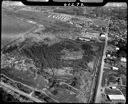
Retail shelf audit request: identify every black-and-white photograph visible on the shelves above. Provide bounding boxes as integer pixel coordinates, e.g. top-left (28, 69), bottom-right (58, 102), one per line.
top-left (1, 0), bottom-right (127, 103)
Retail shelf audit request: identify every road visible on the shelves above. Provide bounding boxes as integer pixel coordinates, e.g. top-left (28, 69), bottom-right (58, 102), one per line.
top-left (0, 81), bottom-right (43, 102)
top-left (88, 49), bottom-right (101, 103)
top-left (1, 74), bottom-right (59, 103)
top-left (94, 18), bottom-right (110, 103)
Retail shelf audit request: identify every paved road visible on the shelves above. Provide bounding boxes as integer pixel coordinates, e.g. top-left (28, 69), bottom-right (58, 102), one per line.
top-left (94, 18), bottom-right (110, 103)
top-left (0, 81), bottom-right (43, 102)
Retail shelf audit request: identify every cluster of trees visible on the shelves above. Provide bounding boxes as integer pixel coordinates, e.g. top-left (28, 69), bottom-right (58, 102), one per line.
top-left (18, 39), bottom-right (96, 76)
top-left (2, 44), bottom-right (18, 54)
top-left (0, 88), bottom-right (19, 102)
top-left (2, 37), bottom-right (97, 77)
top-left (20, 40), bottom-right (83, 69)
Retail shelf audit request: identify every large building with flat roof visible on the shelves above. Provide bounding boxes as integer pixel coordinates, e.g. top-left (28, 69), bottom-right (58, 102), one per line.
top-left (105, 88), bottom-right (126, 103)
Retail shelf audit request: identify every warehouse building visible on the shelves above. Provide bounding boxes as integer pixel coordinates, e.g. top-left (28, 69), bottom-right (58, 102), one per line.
top-left (105, 88), bottom-right (126, 103)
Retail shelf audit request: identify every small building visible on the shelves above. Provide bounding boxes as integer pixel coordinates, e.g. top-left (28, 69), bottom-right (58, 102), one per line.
top-left (106, 54), bottom-right (111, 58)
top-left (111, 66), bottom-right (119, 70)
top-left (115, 47), bottom-right (120, 51)
top-left (110, 86), bottom-right (116, 89)
top-left (99, 33), bottom-right (106, 41)
top-left (100, 33), bottom-right (106, 38)
top-left (120, 57), bottom-right (127, 63)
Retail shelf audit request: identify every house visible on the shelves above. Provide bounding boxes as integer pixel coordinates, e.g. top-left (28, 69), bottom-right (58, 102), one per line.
top-left (115, 47), bottom-right (120, 51)
top-left (107, 54), bottom-right (111, 57)
top-left (110, 86), bottom-right (116, 89)
top-left (111, 66), bottom-right (119, 70)
top-left (100, 33), bottom-right (106, 38)
top-left (120, 57), bottom-right (127, 63)
top-left (99, 33), bottom-right (106, 41)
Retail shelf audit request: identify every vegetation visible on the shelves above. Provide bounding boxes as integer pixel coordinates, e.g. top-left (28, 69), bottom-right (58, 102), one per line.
top-left (17, 39), bottom-right (95, 71)
top-left (2, 44), bottom-right (18, 54)
top-left (0, 88), bottom-right (19, 102)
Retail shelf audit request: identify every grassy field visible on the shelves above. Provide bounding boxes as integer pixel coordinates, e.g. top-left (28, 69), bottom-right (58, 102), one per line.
top-left (1, 68), bottom-right (48, 90)
top-left (5, 9), bottom-right (80, 34)
top-left (49, 87), bottom-right (79, 103)
top-left (2, 12), bottom-right (34, 47)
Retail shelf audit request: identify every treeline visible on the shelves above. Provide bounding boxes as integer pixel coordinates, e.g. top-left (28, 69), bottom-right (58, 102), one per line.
top-left (21, 44), bottom-right (62, 69)
top-left (0, 88), bottom-right (19, 102)
top-left (19, 39), bottom-right (96, 74)
top-left (20, 40), bottom-right (80, 69)
top-left (2, 44), bottom-right (18, 54)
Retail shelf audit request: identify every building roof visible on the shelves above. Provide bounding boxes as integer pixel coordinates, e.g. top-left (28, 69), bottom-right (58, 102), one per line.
top-left (112, 66), bottom-right (119, 70)
top-left (107, 95), bottom-right (126, 101)
top-left (110, 86), bottom-right (116, 89)
top-left (100, 33), bottom-right (106, 37)
top-left (120, 57), bottom-right (127, 62)
top-left (115, 47), bottom-right (120, 50)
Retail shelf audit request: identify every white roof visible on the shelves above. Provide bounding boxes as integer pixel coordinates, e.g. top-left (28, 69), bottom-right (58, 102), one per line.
top-left (121, 57), bottom-right (127, 62)
top-left (115, 47), bottom-right (120, 50)
top-left (108, 95), bottom-right (126, 101)
top-left (112, 66), bottom-right (119, 70)
top-left (111, 86), bottom-right (116, 89)
top-left (107, 54), bottom-right (111, 57)
top-left (101, 34), bottom-right (106, 37)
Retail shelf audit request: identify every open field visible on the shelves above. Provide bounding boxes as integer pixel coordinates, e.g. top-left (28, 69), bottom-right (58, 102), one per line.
top-left (2, 12), bottom-right (35, 47)
top-left (3, 9), bottom-right (81, 36)
top-left (1, 68), bottom-right (48, 90)
top-left (47, 87), bottom-right (79, 103)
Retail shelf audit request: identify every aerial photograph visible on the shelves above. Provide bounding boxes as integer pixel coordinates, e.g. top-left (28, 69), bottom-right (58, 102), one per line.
top-left (1, 0), bottom-right (127, 103)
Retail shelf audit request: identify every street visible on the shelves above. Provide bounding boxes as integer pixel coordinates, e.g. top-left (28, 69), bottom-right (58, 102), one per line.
top-left (94, 18), bottom-right (110, 103)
